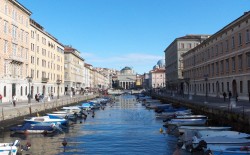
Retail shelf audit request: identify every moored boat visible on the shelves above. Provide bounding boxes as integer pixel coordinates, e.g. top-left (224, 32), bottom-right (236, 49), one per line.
top-left (24, 116), bottom-right (68, 126)
top-left (0, 140), bottom-right (20, 155)
top-left (10, 123), bottom-right (56, 134)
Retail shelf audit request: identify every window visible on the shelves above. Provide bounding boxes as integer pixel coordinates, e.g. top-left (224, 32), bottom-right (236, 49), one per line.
top-left (247, 53), bottom-right (250, 68)
top-left (226, 59), bottom-right (229, 72)
top-left (240, 81), bottom-right (243, 93)
top-left (4, 21), bottom-right (8, 34)
top-left (225, 40), bottom-right (229, 51)
top-left (4, 4), bottom-right (8, 15)
top-left (12, 43), bottom-right (17, 55)
top-left (37, 58), bottom-right (39, 65)
top-left (31, 30), bottom-right (34, 38)
top-left (181, 43), bottom-right (184, 49)
top-left (232, 57), bottom-right (235, 71)
top-left (212, 63), bottom-right (214, 76)
top-left (37, 46), bottom-right (39, 53)
top-left (246, 29), bottom-right (250, 43)
top-left (222, 82), bottom-right (224, 92)
top-left (239, 33), bottom-right (242, 45)
top-left (37, 70), bottom-right (39, 78)
top-left (21, 86), bottom-right (23, 96)
top-left (37, 34), bottom-right (39, 41)
top-left (12, 25), bottom-right (17, 39)
top-left (25, 86), bottom-right (27, 95)
top-left (4, 62), bottom-right (7, 75)
top-left (232, 36), bottom-right (235, 49)
top-left (31, 69), bottom-right (34, 78)
top-left (4, 40), bottom-right (8, 53)
top-left (220, 60), bottom-right (224, 73)
top-left (216, 62), bottom-right (219, 74)
top-left (238, 55), bottom-right (243, 70)
top-left (31, 43), bottom-right (34, 51)
top-left (220, 42), bottom-right (223, 54)
top-left (216, 45), bottom-right (218, 56)
top-left (4, 86), bottom-right (6, 97)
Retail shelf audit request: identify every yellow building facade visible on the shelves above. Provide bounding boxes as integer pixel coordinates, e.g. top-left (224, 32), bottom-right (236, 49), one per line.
top-left (0, 0), bottom-right (31, 102)
top-left (30, 19), bottom-right (64, 99)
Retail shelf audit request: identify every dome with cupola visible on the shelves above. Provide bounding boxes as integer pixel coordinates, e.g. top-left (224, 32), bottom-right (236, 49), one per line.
top-left (121, 66), bottom-right (133, 74)
top-left (157, 59), bottom-right (165, 68)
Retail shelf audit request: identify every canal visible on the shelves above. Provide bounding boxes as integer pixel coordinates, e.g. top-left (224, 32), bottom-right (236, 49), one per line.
top-left (0, 95), bottom-right (189, 155)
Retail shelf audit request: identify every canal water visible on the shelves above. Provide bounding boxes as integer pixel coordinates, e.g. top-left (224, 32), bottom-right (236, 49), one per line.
top-left (0, 95), bottom-right (190, 155)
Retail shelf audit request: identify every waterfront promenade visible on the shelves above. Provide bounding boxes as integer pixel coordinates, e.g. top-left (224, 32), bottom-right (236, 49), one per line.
top-left (153, 92), bottom-right (250, 116)
top-left (0, 94), bottom-right (97, 127)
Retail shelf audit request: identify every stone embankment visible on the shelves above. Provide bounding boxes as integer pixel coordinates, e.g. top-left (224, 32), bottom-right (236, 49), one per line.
top-left (152, 93), bottom-right (250, 133)
top-left (0, 95), bottom-right (97, 130)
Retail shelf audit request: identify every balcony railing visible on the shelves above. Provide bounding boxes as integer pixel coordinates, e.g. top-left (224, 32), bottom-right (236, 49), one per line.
top-left (8, 54), bottom-right (24, 64)
top-left (42, 77), bottom-right (49, 83)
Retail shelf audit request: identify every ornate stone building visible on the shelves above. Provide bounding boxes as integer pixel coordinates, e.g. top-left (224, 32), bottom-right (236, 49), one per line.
top-left (182, 11), bottom-right (250, 100)
top-left (64, 46), bottom-right (84, 95)
top-left (149, 59), bottom-right (166, 88)
top-left (0, 0), bottom-right (31, 102)
top-left (117, 67), bottom-right (136, 89)
top-left (164, 34), bottom-right (210, 94)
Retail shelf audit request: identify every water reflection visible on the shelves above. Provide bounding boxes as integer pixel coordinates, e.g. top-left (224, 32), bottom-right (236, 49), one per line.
top-left (0, 95), bottom-right (188, 155)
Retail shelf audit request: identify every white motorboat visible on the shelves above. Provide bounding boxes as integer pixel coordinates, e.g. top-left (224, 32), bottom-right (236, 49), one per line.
top-left (24, 116), bottom-right (68, 126)
top-left (166, 118), bottom-right (207, 126)
top-left (0, 140), bottom-right (20, 155)
top-left (207, 145), bottom-right (250, 155)
top-left (178, 126), bottom-right (231, 134)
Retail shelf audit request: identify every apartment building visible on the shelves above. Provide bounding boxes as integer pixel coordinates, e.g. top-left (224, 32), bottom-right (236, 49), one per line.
top-left (64, 46), bottom-right (84, 95)
top-left (0, 0), bottom-right (31, 102)
top-left (182, 11), bottom-right (250, 100)
top-left (164, 34), bottom-right (210, 94)
top-left (30, 19), bottom-right (64, 98)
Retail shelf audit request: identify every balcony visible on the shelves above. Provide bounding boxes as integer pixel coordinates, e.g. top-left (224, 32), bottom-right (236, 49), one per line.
top-left (42, 77), bottom-right (49, 83)
top-left (8, 54), bottom-right (24, 64)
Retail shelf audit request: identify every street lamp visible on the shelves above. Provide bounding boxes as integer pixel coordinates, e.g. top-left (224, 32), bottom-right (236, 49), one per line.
top-left (26, 76), bottom-right (33, 103)
top-left (56, 79), bottom-right (62, 99)
top-left (204, 74), bottom-right (209, 104)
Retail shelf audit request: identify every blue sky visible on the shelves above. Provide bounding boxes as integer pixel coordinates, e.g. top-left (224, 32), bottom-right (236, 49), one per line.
top-left (18, 0), bottom-right (250, 74)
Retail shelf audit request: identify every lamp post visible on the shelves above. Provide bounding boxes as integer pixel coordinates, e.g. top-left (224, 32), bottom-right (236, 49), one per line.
top-left (204, 74), bottom-right (208, 104)
top-left (26, 76), bottom-right (33, 103)
top-left (56, 79), bottom-right (62, 99)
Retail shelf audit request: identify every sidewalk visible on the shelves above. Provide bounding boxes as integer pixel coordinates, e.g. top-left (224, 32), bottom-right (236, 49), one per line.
top-left (0, 94), bottom-right (85, 110)
top-left (153, 92), bottom-right (250, 117)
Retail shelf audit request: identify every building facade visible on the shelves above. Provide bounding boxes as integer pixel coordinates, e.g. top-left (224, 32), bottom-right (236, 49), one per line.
top-left (164, 34), bottom-right (210, 94)
top-left (117, 67), bottom-right (136, 89)
top-left (64, 46), bottom-right (85, 95)
top-left (182, 11), bottom-right (250, 100)
top-left (149, 59), bottom-right (166, 89)
top-left (0, 0), bottom-right (31, 102)
top-left (30, 19), bottom-right (64, 99)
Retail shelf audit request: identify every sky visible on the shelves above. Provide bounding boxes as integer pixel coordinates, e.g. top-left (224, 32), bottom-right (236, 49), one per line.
top-left (18, 0), bottom-right (250, 74)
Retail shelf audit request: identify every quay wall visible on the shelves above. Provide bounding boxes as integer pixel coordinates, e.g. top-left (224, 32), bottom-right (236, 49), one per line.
top-left (0, 95), bottom-right (97, 130)
top-left (152, 94), bottom-right (250, 133)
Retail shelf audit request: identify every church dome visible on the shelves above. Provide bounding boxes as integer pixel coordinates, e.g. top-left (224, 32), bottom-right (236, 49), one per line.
top-left (121, 66), bottom-right (133, 74)
top-left (157, 59), bottom-right (165, 68)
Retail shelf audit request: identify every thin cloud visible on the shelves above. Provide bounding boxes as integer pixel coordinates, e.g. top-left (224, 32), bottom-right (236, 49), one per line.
top-left (81, 52), bottom-right (163, 73)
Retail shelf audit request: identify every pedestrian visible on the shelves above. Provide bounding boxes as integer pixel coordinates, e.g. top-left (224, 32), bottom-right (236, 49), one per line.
top-left (229, 91), bottom-right (232, 101)
top-left (223, 92), bottom-right (227, 102)
top-left (35, 94), bottom-right (39, 102)
top-left (12, 94), bottom-right (17, 107)
top-left (0, 94), bottom-right (2, 104)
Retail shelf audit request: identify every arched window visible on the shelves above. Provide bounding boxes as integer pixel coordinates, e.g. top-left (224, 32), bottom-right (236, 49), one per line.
top-left (21, 86), bottom-right (23, 96)
top-left (4, 86), bottom-right (6, 97)
top-left (25, 86), bottom-right (27, 95)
